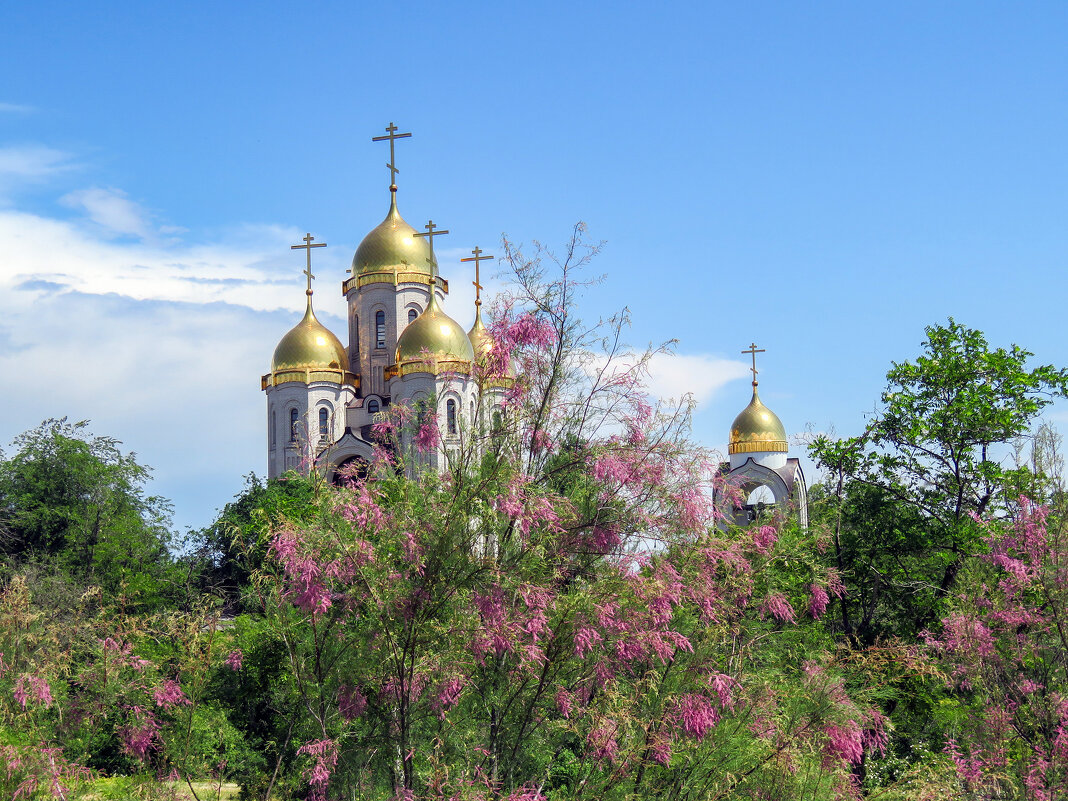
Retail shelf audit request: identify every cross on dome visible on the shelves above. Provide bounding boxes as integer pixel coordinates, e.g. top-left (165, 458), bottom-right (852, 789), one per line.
top-left (414, 220), bottom-right (449, 272)
top-left (291, 233), bottom-right (327, 295)
top-left (461, 246), bottom-right (495, 303)
top-left (742, 342), bottom-right (765, 387)
top-left (372, 121), bottom-right (412, 190)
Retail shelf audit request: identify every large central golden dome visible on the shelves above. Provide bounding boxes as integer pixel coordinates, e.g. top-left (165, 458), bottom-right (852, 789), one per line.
top-left (271, 295), bottom-right (348, 372)
top-left (728, 387), bottom-right (788, 455)
top-left (351, 192), bottom-right (434, 277)
top-left (396, 280), bottom-right (474, 364)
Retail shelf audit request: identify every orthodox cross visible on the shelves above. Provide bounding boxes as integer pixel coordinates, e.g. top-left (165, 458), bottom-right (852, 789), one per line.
top-left (460, 246), bottom-right (495, 303)
top-left (742, 342), bottom-right (765, 385)
top-left (291, 233), bottom-right (327, 293)
top-left (413, 220), bottom-right (449, 271)
top-left (372, 122), bottom-right (412, 188)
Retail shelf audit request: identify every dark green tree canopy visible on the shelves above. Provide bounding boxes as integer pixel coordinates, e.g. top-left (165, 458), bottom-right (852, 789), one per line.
top-left (0, 418), bottom-right (178, 606)
top-left (810, 320), bottom-right (1068, 637)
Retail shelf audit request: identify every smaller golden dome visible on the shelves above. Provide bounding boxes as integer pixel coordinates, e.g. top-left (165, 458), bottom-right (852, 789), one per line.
top-left (468, 303), bottom-right (494, 361)
top-left (729, 386), bottom-right (788, 455)
top-left (396, 280), bottom-right (474, 364)
top-left (352, 192), bottom-right (434, 277)
top-left (272, 295), bottom-right (348, 373)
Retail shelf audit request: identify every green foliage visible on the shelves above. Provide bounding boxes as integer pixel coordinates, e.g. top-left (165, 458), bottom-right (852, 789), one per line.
top-left (0, 418), bottom-right (182, 610)
top-left (811, 320), bottom-right (1068, 636)
top-left (194, 473), bottom-right (320, 612)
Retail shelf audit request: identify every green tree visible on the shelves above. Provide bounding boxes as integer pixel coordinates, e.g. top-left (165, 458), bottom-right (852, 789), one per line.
top-left (0, 418), bottom-right (180, 608)
top-left (811, 319), bottom-right (1068, 638)
top-left (194, 473), bottom-right (320, 613)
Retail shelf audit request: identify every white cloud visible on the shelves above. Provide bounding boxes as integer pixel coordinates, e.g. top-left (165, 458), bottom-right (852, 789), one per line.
top-left (645, 352), bottom-right (751, 405)
top-left (0, 145), bottom-right (76, 195)
top-left (0, 208), bottom-right (351, 317)
top-left (60, 186), bottom-right (153, 239)
top-left (0, 103), bottom-right (34, 114)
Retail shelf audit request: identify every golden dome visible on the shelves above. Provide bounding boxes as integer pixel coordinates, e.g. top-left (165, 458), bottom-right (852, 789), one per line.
top-left (271, 295), bottom-right (348, 373)
top-left (728, 386), bottom-right (788, 455)
top-left (396, 280), bottom-right (474, 364)
top-left (352, 192), bottom-right (434, 277)
top-left (468, 303), bottom-right (494, 361)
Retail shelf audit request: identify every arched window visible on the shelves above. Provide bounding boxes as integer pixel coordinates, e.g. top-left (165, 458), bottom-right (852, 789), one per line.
top-left (290, 408), bottom-right (299, 441)
top-left (447, 399), bottom-right (457, 435)
top-left (492, 409), bottom-right (503, 433)
top-left (271, 411), bottom-right (276, 448)
top-left (408, 308), bottom-right (418, 324)
top-left (367, 399), bottom-right (380, 414)
top-left (319, 407), bottom-right (329, 438)
top-left (375, 311), bottom-right (386, 348)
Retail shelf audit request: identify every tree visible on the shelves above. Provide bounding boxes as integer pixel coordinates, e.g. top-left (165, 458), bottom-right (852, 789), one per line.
top-left (194, 473), bottom-right (320, 613)
top-left (0, 418), bottom-right (180, 608)
top-left (811, 320), bottom-right (1068, 637)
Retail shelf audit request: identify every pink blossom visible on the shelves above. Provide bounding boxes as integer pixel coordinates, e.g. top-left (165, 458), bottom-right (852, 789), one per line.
top-left (297, 739), bottom-right (339, 801)
top-left (574, 625), bottom-right (603, 657)
top-left (587, 721), bottom-right (619, 762)
top-left (414, 415), bottom-right (441, 452)
top-left (708, 673), bottom-right (738, 711)
top-left (432, 678), bottom-right (464, 719)
top-left (762, 593), bottom-right (797, 624)
top-left (752, 525), bottom-right (778, 555)
top-left (152, 679), bottom-right (191, 709)
top-left (119, 706), bottom-right (161, 761)
top-left (12, 674), bottom-right (52, 709)
top-left (556, 687), bottom-right (574, 718)
top-left (338, 685), bottom-right (368, 721)
top-left (809, 584), bottom-right (830, 619)
top-left (673, 694), bottom-right (720, 740)
top-left (224, 650), bottom-right (244, 671)
top-left (824, 720), bottom-right (863, 766)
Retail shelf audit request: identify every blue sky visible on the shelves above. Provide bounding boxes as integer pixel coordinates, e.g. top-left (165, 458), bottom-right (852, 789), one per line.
top-left (3, 2), bottom-right (1068, 531)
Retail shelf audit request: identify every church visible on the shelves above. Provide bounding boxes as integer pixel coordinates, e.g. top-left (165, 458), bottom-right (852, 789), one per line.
top-left (261, 123), bottom-right (807, 525)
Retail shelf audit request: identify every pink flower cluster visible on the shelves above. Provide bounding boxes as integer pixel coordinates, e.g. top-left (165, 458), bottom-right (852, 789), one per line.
top-left (119, 705), bottom-right (161, 761)
top-left (224, 649), bottom-right (244, 671)
top-left (271, 529), bottom-right (333, 617)
top-left (338, 684), bottom-right (368, 721)
top-left (297, 739), bottom-right (339, 801)
top-left (12, 674), bottom-right (52, 709)
top-left (152, 679), bottom-right (190, 709)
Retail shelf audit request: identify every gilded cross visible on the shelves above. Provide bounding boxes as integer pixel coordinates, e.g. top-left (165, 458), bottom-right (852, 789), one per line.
top-left (742, 342), bottom-right (765, 385)
top-left (291, 233), bottom-right (327, 293)
top-left (460, 246), bottom-right (495, 302)
top-left (413, 220), bottom-right (449, 270)
top-left (372, 121), bottom-right (412, 188)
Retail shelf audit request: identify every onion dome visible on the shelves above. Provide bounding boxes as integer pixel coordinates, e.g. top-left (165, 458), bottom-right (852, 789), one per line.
top-left (271, 293), bottom-right (348, 373)
top-left (467, 302), bottom-right (494, 361)
top-left (351, 192), bottom-right (434, 277)
top-left (396, 277), bottom-right (474, 365)
top-left (728, 386), bottom-right (788, 455)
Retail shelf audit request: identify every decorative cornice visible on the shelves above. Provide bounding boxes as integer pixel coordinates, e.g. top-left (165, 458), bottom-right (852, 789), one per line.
top-left (262, 369), bottom-right (359, 390)
top-left (343, 271), bottom-right (450, 295)
top-left (728, 440), bottom-right (788, 455)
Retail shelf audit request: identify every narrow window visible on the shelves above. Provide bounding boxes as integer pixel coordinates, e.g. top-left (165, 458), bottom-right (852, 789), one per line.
top-left (408, 308), bottom-right (418, 324)
top-left (492, 409), bottom-right (503, 433)
top-left (376, 311), bottom-right (386, 348)
top-left (319, 408), bottom-right (329, 437)
top-left (368, 399), bottom-right (380, 414)
top-left (447, 399), bottom-right (458, 435)
top-left (271, 411), bottom-right (276, 448)
top-left (290, 408), bottom-right (299, 441)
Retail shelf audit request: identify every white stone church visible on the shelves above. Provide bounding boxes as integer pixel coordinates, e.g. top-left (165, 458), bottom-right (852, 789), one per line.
top-left (261, 124), bottom-right (807, 525)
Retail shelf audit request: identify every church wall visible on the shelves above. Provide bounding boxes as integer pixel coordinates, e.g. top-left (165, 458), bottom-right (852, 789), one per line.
top-left (265, 381), bottom-right (354, 479)
top-left (729, 450), bottom-right (788, 470)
